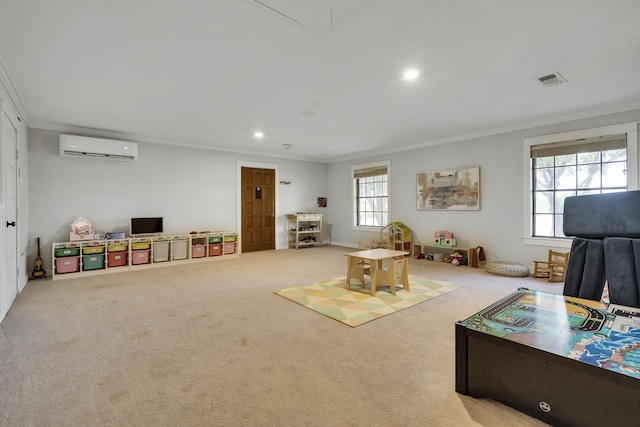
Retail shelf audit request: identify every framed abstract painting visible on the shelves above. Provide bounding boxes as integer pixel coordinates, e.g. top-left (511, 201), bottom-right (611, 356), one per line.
top-left (417, 166), bottom-right (480, 211)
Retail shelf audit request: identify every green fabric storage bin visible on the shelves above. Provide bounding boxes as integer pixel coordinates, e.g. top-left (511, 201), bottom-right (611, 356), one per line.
top-left (82, 254), bottom-right (105, 271)
top-left (208, 235), bottom-right (223, 244)
top-left (55, 247), bottom-right (80, 257)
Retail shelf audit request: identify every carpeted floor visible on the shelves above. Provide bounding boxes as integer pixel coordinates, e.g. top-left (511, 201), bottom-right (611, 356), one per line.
top-left (0, 245), bottom-right (557, 426)
top-left (275, 275), bottom-right (463, 327)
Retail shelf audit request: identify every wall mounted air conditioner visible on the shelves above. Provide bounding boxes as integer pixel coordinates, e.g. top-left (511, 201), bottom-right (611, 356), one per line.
top-left (59, 134), bottom-right (138, 161)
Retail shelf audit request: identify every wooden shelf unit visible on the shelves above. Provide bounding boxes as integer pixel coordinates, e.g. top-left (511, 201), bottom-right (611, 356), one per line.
top-left (412, 242), bottom-right (484, 268)
top-left (52, 231), bottom-right (238, 280)
top-left (287, 213), bottom-right (323, 249)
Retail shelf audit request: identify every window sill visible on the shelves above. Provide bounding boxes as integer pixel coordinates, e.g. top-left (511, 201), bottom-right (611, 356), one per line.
top-left (351, 226), bottom-right (382, 233)
top-left (524, 237), bottom-right (572, 249)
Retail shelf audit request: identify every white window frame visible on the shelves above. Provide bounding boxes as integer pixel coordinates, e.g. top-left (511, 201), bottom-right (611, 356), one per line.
top-left (351, 160), bottom-right (391, 231)
top-left (523, 122), bottom-right (639, 248)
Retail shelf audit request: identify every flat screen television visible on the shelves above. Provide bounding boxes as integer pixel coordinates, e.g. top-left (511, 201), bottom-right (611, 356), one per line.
top-left (130, 217), bottom-right (163, 236)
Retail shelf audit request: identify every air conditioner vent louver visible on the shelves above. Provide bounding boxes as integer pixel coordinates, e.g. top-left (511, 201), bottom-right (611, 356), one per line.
top-left (59, 135), bottom-right (138, 161)
top-left (62, 150), bottom-right (83, 156)
top-left (538, 72), bottom-right (567, 87)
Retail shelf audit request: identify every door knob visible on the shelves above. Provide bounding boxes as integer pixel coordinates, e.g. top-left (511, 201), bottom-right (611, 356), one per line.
top-left (6, 221), bottom-right (16, 227)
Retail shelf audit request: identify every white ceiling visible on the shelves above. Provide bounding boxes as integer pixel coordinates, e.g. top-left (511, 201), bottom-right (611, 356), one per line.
top-left (1, 0), bottom-right (640, 162)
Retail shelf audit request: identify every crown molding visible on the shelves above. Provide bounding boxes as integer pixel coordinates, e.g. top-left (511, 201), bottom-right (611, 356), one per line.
top-left (328, 101), bottom-right (640, 163)
top-left (0, 54), bottom-right (32, 125)
top-left (31, 99), bottom-right (640, 165)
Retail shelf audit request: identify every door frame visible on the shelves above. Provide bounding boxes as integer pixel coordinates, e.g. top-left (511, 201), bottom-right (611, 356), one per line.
top-left (237, 161), bottom-right (280, 252)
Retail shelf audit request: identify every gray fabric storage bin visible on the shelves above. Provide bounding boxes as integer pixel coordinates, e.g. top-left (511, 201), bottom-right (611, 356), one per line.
top-left (153, 241), bottom-right (170, 262)
top-left (172, 240), bottom-right (188, 260)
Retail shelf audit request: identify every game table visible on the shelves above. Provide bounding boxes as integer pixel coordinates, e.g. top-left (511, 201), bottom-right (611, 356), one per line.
top-left (456, 288), bottom-right (640, 427)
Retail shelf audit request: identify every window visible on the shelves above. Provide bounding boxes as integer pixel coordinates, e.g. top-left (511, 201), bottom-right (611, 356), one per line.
top-left (352, 161), bottom-right (390, 228)
top-left (532, 135), bottom-right (628, 237)
top-left (523, 122), bottom-right (638, 246)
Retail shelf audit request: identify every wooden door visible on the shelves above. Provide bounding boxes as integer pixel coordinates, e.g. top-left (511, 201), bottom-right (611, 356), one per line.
top-left (241, 167), bottom-right (275, 252)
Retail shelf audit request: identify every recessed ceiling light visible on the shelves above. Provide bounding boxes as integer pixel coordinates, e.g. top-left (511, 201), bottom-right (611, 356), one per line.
top-left (254, 131), bottom-right (264, 138)
top-left (403, 69), bottom-right (420, 80)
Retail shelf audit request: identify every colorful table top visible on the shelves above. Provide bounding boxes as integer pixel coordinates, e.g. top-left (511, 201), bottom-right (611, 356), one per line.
top-left (458, 288), bottom-right (640, 379)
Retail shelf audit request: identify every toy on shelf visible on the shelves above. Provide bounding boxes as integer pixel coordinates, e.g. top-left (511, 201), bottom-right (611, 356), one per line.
top-left (450, 251), bottom-right (463, 266)
top-left (70, 216), bottom-right (94, 241)
top-left (434, 230), bottom-right (456, 247)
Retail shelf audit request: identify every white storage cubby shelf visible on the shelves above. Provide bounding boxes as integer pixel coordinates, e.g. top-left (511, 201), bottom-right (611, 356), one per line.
top-left (52, 231), bottom-right (238, 280)
top-left (287, 213), bottom-right (323, 249)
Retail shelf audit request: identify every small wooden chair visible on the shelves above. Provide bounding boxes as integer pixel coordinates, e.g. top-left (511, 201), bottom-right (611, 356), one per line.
top-left (376, 257), bottom-right (410, 295)
top-left (358, 241), bottom-right (372, 250)
top-left (533, 250), bottom-right (569, 282)
top-left (349, 262), bottom-right (369, 290)
top-left (348, 241), bottom-right (372, 290)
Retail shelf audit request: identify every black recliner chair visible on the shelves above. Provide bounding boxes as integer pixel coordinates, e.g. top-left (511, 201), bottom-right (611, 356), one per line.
top-left (563, 191), bottom-right (640, 308)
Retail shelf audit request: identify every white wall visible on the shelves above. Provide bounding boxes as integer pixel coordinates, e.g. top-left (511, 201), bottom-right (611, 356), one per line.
top-left (25, 109), bottom-right (640, 273)
top-left (328, 109), bottom-right (640, 267)
top-left (28, 128), bottom-right (328, 271)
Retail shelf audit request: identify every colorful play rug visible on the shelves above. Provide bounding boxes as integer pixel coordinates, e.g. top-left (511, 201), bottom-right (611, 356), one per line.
top-left (274, 275), bottom-right (463, 327)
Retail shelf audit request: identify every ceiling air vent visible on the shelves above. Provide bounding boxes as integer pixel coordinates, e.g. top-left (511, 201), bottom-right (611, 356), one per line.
top-left (538, 72), bottom-right (567, 87)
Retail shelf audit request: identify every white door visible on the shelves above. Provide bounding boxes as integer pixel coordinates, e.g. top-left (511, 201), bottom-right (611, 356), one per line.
top-left (1, 108), bottom-right (18, 320)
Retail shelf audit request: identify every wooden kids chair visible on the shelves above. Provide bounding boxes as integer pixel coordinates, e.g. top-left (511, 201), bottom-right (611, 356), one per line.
top-left (533, 250), bottom-right (569, 282)
top-left (348, 241), bottom-right (373, 290)
top-left (376, 257), bottom-right (410, 295)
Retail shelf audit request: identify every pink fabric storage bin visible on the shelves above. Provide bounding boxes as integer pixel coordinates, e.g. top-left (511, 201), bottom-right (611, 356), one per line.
top-left (55, 257), bottom-right (79, 274)
top-left (131, 249), bottom-right (150, 265)
top-left (191, 245), bottom-right (206, 258)
top-left (223, 242), bottom-right (236, 255)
